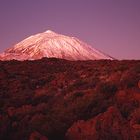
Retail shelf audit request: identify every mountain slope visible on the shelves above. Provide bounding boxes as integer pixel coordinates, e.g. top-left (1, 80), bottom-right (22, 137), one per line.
top-left (0, 30), bottom-right (113, 61)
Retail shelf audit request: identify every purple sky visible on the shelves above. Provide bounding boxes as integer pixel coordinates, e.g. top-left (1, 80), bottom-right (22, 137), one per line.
top-left (0, 0), bottom-right (140, 59)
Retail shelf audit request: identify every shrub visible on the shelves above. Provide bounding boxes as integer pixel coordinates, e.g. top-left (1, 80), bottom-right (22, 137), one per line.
top-left (97, 82), bottom-right (117, 98)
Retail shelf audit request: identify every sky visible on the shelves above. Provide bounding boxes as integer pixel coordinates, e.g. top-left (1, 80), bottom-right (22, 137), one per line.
top-left (0, 0), bottom-right (140, 59)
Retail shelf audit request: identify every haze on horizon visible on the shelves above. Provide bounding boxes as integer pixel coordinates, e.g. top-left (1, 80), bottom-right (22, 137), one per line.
top-left (0, 0), bottom-right (140, 60)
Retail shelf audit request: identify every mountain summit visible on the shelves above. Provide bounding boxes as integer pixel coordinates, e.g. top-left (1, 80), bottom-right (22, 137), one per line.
top-left (0, 30), bottom-right (113, 61)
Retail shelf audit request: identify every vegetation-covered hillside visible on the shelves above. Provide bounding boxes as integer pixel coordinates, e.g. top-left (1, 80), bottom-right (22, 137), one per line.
top-left (0, 58), bottom-right (140, 140)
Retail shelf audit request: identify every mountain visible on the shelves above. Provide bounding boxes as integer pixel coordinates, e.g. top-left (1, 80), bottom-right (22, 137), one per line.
top-left (0, 30), bottom-right (113, 61)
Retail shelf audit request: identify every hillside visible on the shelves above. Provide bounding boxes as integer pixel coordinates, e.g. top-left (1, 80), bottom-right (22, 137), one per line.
top-left (0, 58), bottom-right (140, 140)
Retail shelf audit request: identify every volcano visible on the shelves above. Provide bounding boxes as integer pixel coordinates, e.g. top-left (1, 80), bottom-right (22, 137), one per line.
top-left (0, 30), bottom-right (113, 61)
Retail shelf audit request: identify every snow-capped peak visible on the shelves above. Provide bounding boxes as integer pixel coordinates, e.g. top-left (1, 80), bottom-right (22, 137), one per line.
top-left (45, 30), bottom-right (57, 34)
top-left (0, 30), bottom-right (113, 61)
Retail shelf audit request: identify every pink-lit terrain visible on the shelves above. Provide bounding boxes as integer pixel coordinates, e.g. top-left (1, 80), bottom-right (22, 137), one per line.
top-left (1, 0), bottom-right (140, 139)
top-left (0, 30), bottom-right (140, 140)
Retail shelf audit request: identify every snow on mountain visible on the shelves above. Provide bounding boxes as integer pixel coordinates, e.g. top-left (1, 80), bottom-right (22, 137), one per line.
top-left (0, 30), bottom-right (113, 61)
